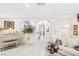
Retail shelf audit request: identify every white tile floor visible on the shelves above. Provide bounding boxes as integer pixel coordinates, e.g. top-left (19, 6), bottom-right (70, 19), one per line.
top-left (0, 41), bottom-right (63, 56)
top-left (0, 41), bottom-right (46, 56)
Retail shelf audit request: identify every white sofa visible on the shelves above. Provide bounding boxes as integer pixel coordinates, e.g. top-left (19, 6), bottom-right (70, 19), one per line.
top-left (58, 45), bottom-right (79, 56)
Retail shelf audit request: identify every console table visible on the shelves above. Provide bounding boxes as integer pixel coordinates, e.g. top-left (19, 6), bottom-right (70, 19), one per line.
top-left (0, 33), bottom-right (23, 51)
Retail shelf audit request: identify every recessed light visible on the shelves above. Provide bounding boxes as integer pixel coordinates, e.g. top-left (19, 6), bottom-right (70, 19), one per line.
top-left (25, 4), bottom-right (30, 7)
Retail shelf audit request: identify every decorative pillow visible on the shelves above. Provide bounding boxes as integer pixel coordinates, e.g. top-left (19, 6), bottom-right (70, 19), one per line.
top-left (74, 46), bottom-right (79, 51)
top-left (55, 39), bottom-right (62, 45)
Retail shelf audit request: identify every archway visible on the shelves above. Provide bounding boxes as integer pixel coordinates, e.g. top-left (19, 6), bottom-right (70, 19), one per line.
top-left (36, 20), bottom-right (51, 42)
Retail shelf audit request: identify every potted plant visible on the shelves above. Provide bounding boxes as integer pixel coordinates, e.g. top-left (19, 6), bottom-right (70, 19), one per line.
top-left (22, 25), bottom-right (34, 45)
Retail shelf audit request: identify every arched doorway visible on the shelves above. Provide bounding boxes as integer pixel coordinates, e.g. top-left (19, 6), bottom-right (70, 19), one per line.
top-left (36, 20), bottom-right (51, 42)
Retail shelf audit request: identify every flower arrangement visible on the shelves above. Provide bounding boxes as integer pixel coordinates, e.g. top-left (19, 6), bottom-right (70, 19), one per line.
top-left (47, 41), bottom-right (59, 54)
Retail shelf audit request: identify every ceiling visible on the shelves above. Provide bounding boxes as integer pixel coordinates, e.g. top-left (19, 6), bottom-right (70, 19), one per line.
top-left (0, 3), bottom-right (79, 19)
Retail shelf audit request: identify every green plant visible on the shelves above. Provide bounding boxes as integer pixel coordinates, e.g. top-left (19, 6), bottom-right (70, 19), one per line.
top-left (22, 26), bottom-right (34, 34)
top-left (0, 27), bottom-right (4, 32)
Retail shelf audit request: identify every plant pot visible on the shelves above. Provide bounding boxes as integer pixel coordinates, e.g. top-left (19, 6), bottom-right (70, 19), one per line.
top-left (24, 33), bottom-right (32, 45)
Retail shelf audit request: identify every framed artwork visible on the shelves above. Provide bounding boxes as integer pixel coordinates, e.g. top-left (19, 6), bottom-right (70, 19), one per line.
top-left (73, 31), bottom-right (78, 36)
top-left (4, 21), bottom-right (14, 29)
top-left (73, 25), bottom-right (78, 30)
